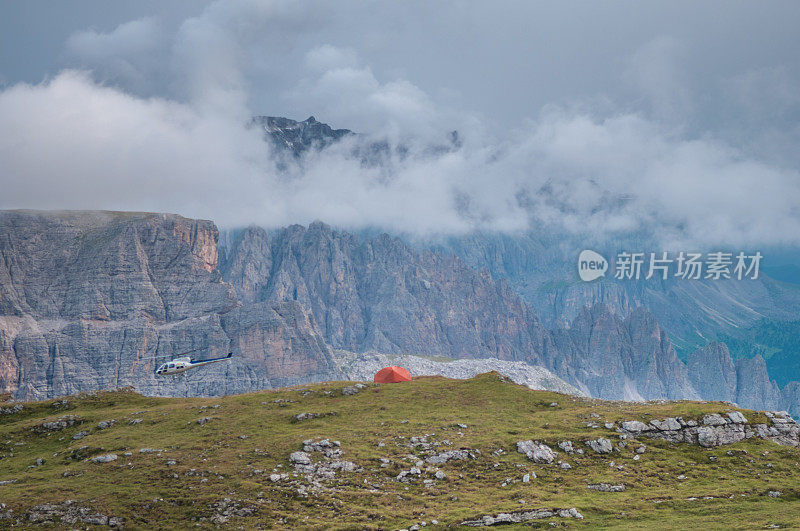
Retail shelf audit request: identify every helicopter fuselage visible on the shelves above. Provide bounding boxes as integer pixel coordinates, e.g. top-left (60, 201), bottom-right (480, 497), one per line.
top-left (156, 353), bottom-right (232, 376)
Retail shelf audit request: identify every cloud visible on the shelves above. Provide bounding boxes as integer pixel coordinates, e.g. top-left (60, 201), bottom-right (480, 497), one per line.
top-left (0, 71), bottom-right (272, 225)
top-left (624, 36), bottom-right (691, 123)
top-left (64, 18), bottom-right (166, 96)
top-left (1, 0), bottom-right (800, 249)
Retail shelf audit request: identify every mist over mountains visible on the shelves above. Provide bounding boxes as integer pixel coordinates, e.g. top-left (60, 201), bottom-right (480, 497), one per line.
top-left (4, 0), bottom-right (800, 246)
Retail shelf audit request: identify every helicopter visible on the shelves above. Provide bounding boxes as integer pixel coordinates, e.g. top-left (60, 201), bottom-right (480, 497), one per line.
top-left (155, 351), bottom-right (233, 376)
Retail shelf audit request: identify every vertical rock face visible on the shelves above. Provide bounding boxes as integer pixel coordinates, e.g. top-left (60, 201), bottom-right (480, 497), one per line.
top-left (548, 305), bottom-right (697, 401)
top-left (735, 355), bottom-right (783, 411)
top-left (0, 210), bottom-right (236, 322)
top-left (687, 343), bottom-right (738, 402)
top-left (221, 223), bottom-right (553, 364)
top-left (686, 342), bottom-right (787, 412)
top-left (0, 211), bottom-right (339, 400)
top-left (781, 382), bottom-right (800, 419)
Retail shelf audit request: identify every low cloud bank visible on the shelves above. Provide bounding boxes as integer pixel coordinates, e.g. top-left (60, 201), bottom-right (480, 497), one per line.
top-left (2, 0), bottom-right (800, 248)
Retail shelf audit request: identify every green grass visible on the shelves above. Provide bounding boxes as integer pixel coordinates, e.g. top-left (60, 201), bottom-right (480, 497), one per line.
top-left (0, 374), bottom-right (798, 529)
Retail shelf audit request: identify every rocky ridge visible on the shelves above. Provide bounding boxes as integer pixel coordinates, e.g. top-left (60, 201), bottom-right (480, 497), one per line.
top-left (333, 351), bottom-right (583, 396)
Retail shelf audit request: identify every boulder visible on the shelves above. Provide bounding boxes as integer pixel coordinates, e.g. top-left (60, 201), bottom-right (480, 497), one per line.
top-left (585, 438), bottom-right (613, 454)
top-left (516, 441), bottom-right (556, 464)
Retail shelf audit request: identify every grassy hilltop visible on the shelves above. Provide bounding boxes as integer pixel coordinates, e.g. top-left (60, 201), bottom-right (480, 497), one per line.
top-left (0, 373), bottom-right (798, 529)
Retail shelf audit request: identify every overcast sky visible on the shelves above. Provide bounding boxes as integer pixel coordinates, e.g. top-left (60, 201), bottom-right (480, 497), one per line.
top-left (1, 1), bottom-right (800, 246)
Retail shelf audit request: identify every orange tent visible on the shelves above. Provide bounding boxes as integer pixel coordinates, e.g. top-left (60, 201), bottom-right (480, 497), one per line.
top-left (374, 366), bottom-right (412, 383)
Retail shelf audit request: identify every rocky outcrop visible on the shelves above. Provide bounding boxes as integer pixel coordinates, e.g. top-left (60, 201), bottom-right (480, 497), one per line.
top-left (460, 508), bottom-right (583, 526)
top-left (0, 211), bottom-right (340, 400)
top-left (26, 501), bottom-right (124, 527)
top-left (618, 410), bottom-right (800, 447)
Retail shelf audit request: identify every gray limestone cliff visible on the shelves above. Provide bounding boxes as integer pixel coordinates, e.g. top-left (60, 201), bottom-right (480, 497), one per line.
top-left (220, 223), bottom-right (554, 364)
top-left (688, 342), bottom-right (795, 414)
top-left (548, 305), bottom-right (697, 401)
top-left (0, 211), bottom-right (339, 400)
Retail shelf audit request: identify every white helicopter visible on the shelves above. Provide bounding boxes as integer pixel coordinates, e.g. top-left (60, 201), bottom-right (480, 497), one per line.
top-left (155, 350), bottom-right (233, 376)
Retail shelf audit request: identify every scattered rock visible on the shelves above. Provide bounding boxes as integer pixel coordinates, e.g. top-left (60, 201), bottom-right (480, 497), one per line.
top-left (128, 418), bottom-right (142, 425)
top-left (96, 419), bottom-right (116, 430)
top-left (72, 431), bottom-right (89, 440)
top-left (558, 440), bottom-right (574, 454)
top-left (517, 441), bottom-right (556, 464)
top-left (26, 501), bottom-right (123, 527)
top-left (293, 412), bottom-right (320, 422)
top-left (207, 498), bottom-right (256, 524)
top-left (289, 439), bottom-right (360, 493)
top-left (0, 404), bottom-right (23, 416)
top-left (585, 438), bottom-right (613, 454)
top-left (621, 421), bottom-right (650, 433)
top-left (768, 491), bottom-right (782, 498)
top-left (290, 451), bottom-right (312, 466)
top-left (302, 439), bottom-right (342, 456)
top-left (196, 417), bottom-right (213, 425)
top-left (90, 454), bottom-right (118, 463)
top-left (32, 415), bottom-right (81, 434)
top-left (461, 507), bottom-right (583, 526)
top-left (587, 483), bottom-right (625, 492)
top-left (425, 449), bottom-right (476, 464)
top-left (397, 467), bottom-right (423, 483)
